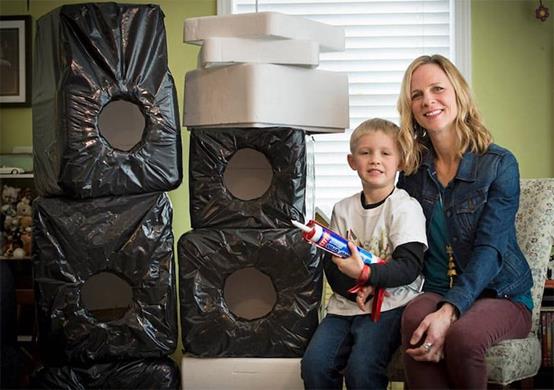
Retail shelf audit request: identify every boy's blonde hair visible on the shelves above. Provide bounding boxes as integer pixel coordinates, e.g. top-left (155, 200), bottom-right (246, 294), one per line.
top-left (350, 118), bottom-right (404, 167)
top-left (397, 54), bottom-right (493, 175)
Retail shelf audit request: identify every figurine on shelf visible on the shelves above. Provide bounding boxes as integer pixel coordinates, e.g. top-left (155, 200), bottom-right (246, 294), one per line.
top-left (2, 216), bottom-right (20, 257)
top-left (20, 227), bottom-right (32, 257)
top-left (1, 185), bottom-right (20, 215)
top-left (12, 247), bottom-right (26, 258)
top-left (16, 196), bottom-right (32, 220)
top-left (18, 200), bottom-right (32, 257)
top-left (1, 184), bottom-right (33, 258)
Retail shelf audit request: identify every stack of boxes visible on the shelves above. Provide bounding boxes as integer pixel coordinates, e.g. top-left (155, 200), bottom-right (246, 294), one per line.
top-left (31, 3), bottom-right (181, 388)
top-left (179, 12), bottom-right (349, 388)
top-left (183, 11), bottom-right (348, 133)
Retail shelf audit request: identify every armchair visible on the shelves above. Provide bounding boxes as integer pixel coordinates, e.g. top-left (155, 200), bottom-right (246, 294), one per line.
top-left (485, 178), bottom-right (554, 385)
top-left (388, 178), bottom-right (554, 385)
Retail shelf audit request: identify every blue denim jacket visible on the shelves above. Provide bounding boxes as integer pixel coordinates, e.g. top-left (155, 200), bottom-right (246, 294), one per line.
top-left (398, 144), bottom-right (533, 315)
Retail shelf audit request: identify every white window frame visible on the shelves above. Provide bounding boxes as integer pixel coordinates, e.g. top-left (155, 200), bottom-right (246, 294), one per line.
top-left (215, 0), bottom-right (471, 216)
top-left (217, 0), bottom-right (471, 81)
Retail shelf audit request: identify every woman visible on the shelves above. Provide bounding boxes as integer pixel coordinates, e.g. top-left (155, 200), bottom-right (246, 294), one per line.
top-left (391, 54), bottom-right (533, 389)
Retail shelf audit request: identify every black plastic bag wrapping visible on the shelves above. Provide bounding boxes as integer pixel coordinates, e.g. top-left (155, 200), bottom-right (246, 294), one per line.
top-left (189, 127), bottom-right (315, 229)
top-left (31, 357), bottom-right (180, 389)
top-left (178, 228), bottom-right (323, 357)
top-left (33, 193), bottom-right (177, 365)
top-left (33, 3), bottom-right (182, 198)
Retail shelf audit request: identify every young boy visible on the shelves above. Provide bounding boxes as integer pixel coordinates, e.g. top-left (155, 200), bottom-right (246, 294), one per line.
top-left (301, 118), bottom-right (427, 390)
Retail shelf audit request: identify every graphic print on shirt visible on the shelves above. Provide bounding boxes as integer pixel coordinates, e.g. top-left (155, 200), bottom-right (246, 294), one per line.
top-left (348, 227), bottom-right (391, 262)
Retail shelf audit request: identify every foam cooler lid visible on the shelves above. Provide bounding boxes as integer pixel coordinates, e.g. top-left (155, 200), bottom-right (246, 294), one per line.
top-left (184, 63), bottom-right (349, 133)
top-left (184, 11), bottom-right (345, 52)
top-left (198, 37), bottom-right (319, 68)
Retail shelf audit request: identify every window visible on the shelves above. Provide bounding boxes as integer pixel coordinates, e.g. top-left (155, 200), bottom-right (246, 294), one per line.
top-left (218, 0), bottom-right (470, 217)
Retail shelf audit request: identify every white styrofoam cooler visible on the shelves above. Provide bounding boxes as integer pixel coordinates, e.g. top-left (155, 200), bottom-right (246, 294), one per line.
top-left (184, 12), bottom-right (345, 53)
top-left (181, 357), bottom-right (303, 390)
top-left (184, 63), bottom-right (349, 133)
top-left (198, 37), bottom-right (319, 68)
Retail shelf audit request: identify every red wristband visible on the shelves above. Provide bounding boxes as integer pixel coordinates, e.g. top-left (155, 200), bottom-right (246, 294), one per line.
top-left (357, 264), bottom-right (370, 285)
top-left (347, 264), bottom-right (370, 294)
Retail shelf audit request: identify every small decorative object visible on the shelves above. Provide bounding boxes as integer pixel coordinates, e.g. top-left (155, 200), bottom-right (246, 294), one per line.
top-left (0, 166), bottom-right (25, 174)
top-left (446, 244), bottom-right (457, 288)
top-left (13, 247), bottom-right (26, 258)
top-left (1, 184), bottom-right (21, 207)
top-left (536, 0), bottom-right (550, 22)
top-left (1, 184), bottom-right (33, 257)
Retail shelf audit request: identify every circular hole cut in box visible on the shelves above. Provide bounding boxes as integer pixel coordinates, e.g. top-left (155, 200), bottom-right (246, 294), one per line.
top-left (33, 192), bottom-right (178, 364)
top-left (188, 127), bottom-right (313, 229)
top-left (81, 271), bottom-right (133, 322)
top-left (223, 148), bottom-right (273, 201)
top-left (98, 100), bottom-right (146, 152)
top-left (223, 267), bottom-right (277, 320)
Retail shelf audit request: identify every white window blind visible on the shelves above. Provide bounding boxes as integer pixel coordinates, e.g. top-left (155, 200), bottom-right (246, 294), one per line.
top-left (218, 0), bottom-right (470, 217)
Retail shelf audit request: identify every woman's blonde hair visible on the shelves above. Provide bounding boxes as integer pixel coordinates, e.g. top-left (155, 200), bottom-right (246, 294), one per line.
top-left (397, 54), bottom-right (492, 175)
top-left (350, 118), bottom-right (405, 168)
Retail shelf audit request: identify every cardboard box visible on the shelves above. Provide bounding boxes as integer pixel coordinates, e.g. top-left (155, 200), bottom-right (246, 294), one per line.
top-left (198, 37), bottom-right (319, 68)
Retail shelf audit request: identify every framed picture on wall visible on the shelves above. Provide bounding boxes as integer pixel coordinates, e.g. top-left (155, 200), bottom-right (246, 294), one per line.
top-left (0, 15), bottom-right (32, 107)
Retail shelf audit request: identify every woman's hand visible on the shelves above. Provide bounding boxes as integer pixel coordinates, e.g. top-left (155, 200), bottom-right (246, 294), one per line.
top-left (331, 241), bottom-right (365, 279)
top-left (405, 303), bottom-right (458, 362)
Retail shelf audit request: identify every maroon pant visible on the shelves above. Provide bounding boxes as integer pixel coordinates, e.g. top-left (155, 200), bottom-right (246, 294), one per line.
top-left (401, 293), bottom-right (532, 389)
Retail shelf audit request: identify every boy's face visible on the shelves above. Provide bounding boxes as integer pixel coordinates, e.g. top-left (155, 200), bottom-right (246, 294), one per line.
top-left (347, 130), bottom-right (400, 192)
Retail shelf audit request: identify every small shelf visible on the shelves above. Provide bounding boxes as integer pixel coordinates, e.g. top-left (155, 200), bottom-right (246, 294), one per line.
top-left (0, 173), bottom-right (33, 179)
top-left (0, 152), bottom-right (33, 173)
top-left (0, 256), bottom-right (32, 261)
top-left (17, 335), bottom-right (34, 343)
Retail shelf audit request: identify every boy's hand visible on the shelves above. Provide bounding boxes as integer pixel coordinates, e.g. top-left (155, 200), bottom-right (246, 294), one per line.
top-left (355, 286), bottom-right (391, 311)
top-left (331, 241), bottom-right (365, 279)
top-left (355, 285), bottom-right (374, 311)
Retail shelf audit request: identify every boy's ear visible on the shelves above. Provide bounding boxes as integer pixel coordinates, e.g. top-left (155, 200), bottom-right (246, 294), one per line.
top-left (347, 154), bottom-right (356, 170)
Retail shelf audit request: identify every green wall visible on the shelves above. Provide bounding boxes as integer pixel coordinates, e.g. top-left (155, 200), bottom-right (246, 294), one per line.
top-left (0, 0), bottom-right (552, 363)
top-left (472, 0), bottom-right (553, 178)
top-left (0, 0), bottom-right (216, 363)
top-left (2, 0), bottom-right (552, 176)
top-left (0, 0), bottom-right (216, 241)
